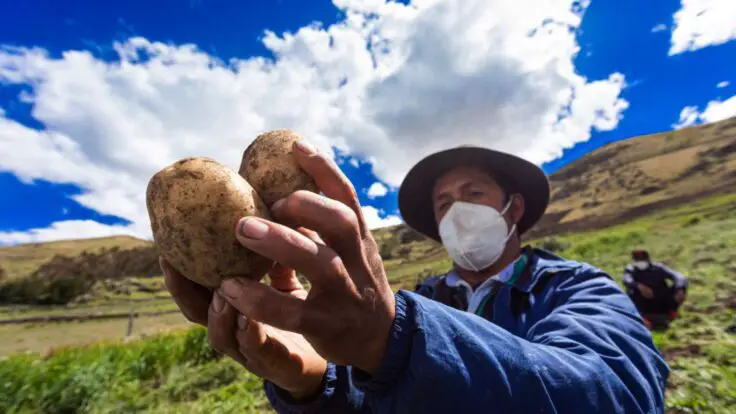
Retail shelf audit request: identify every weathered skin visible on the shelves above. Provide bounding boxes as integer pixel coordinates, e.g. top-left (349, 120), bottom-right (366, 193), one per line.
top-left (146, 157), bottom-right (274, 288)
top-left (239, 129), bottom-right (319, 206)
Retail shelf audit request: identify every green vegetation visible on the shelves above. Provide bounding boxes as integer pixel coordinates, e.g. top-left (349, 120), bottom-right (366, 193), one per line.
top-left (545, 193), bottom-right (736, 413)
top-left (1, 192), bottom-right (734, 413)
top-left (0, 241), bottom-right (161, 305)
top-left (0, 272), bottom-right (97, 305)
top-left (0, 327), bottom-right (272, 414)
top-left (0, 313), bottom-right (190, 357)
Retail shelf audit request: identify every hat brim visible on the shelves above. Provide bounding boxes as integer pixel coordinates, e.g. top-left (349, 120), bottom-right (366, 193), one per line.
top-left (398, 147), bottom-right (550, 242)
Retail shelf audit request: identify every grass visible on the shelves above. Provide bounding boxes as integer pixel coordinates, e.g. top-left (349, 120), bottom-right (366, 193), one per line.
top-left (0, 326), bottom-right (274, 414)
top-left (0, 312), bottom-right (190, 356)
top-left (0, 297), bottom-right (177, 321)
top-left (0, 192), bottom-right (734, 412)
top-left (545, 193), bottom-right (736, 413)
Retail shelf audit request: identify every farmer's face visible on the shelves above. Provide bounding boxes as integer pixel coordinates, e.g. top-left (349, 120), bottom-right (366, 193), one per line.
top-left (431, 165), bottom-right (509, 225)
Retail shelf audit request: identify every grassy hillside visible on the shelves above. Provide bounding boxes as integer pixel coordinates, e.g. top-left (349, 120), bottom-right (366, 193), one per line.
top-left (530, 115), bottom-right (736, 238)
top-left (2, 116), bottom-right (734, 283)
top-left (1, 192), bottom-right (734, 413)
top-left (0, 117), bottom-right (735, 412)
top-left (0, 236), bottom-right (150, 280)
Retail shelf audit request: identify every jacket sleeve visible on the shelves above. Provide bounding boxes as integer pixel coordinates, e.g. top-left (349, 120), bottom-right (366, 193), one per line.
top-left (262, 277), bottom-right (440, 414)
top-left (622, 265), bottom-right (636, 292)
top-left (349, 267), bottom-right (670, 413)
top-left (263, 363), bottom-right (370, 414)
top-left (657, 264), bottom-right (688, 291)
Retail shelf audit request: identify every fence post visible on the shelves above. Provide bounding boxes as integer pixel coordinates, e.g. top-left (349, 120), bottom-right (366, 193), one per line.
top-left (126, 309), bottom-right (134, 337)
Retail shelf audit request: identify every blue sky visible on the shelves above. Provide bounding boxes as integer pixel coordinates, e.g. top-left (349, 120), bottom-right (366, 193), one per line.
top-left (0, 0), bottom-right (735, 243)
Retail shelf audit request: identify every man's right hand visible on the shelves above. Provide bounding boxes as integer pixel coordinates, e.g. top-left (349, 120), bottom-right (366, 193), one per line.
top-left (161, 257), bottom-right (328, 400)
top-left (636, 283), bottom-right (654, 299)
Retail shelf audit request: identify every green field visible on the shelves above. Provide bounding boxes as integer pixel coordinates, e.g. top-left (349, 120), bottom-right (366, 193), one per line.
top-left (0, 192), bottom-right (735, 413)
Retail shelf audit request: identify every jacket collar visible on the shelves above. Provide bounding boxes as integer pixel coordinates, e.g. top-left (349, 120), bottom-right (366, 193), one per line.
top-left (505, 246), bottom-right (581, 293)
top-left (430, 246), bottom-right (582, 294)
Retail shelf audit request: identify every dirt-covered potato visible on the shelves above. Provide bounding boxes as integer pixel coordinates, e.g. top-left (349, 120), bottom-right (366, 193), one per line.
top-left (239, 129), bottom-right (319, 206)
top-left (146, 157), bottom-right (274, 288)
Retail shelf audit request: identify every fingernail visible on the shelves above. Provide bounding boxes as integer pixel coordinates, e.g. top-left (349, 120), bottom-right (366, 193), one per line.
top-left (238, 217), bottom-right (269, 239)
top-left (294, 139), bottom-right (317, 155)
top-left (220, 278), bottom-right (242, 299)
top-left (212, 292), bottom-right (225, 313)
top-left (238, 315), bottom-right (249, 330)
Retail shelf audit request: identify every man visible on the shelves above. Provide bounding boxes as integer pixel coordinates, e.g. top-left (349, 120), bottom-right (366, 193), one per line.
top-left (623, 249), bottom-right (688, 330)
top-left (161, 142), bottom-right (670, 413)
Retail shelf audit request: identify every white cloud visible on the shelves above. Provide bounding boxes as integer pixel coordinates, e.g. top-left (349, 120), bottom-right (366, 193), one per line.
top-left (717, 81), bottom-right (729, 88)
top-left (366, 181), bottom-right (389, 198)
top-left (669, 0), bottom-right (736, 55)
top-left (673, 106), bottom-right (700, 129)
top-left (0, 220), bottom-right (137, 245)
top-left (0, 0), bottom-right (629, 243)
top-left (361, 206), bottom-right (402, 230)
top-left (698, 95), bottom-right (736, 122)
top-left (651, 23), bottom-right (668, 33)
top-left (673, 94), bottom-right (736, 129)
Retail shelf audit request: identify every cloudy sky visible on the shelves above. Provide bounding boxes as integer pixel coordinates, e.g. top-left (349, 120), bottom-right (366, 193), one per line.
top-left (0, 0), bottom-right (735, 245)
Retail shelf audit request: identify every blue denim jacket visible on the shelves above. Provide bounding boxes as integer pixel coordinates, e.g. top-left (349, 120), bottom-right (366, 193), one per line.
top-left (264, 248), bottom-right (670, 413)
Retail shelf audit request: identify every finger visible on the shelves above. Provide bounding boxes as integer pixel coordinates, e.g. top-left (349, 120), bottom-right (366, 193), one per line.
top-left (235, 317), bottom-right (293, 379)
top-left (206, 291), bottom-right (248, 366)
top-left (268, 263), bottom-right (304, 293)
top-left (235, 315), bottom-right (267, 360)
top-left (234, 216), bottom-right (355, 290)
top-left (296, 226), bottom-right (326, 246)
top-left (271, 191), bottom-right (363, 262)
top-left (219, 276), bottom-right (326, 336)
top-left (161, 257), bottom-right (211, 326)
top-left (291, 140), bottom-right (369, 239)
top-left (272, 193), bottom-right (381, 289)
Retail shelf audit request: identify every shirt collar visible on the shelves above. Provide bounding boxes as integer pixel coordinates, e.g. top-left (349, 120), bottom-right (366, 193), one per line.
top-left (445, 252), bottom-right (526, 291)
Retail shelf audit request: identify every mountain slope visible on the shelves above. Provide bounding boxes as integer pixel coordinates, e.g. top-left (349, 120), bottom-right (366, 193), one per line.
top-left (529, 115), bottom-right (736, 238)
top-left (1, 116), bottom-right (735, 280)
top-left (0, 236), bottom-right (150, 280)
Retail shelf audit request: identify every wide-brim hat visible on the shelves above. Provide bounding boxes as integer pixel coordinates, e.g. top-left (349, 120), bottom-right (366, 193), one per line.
top-left (398, 146), bottom-right (550, 242)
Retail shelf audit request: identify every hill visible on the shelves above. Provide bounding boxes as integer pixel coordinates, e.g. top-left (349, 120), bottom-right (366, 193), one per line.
top-left (1, 191), bottom-right (734, 413)
top-left (0, 236), bottom-right (150, 281)
top-left (530, 115), bottom-right (736, 238)
top-left (0, 115), bottom-right (735, 412)
top-left (2, 116), bottom-right (734, 283)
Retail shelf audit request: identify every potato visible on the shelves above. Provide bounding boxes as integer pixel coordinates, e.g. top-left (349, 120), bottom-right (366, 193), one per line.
top-left (146, 157), bottom-right (274, 288)
top-left (239, 129), bottom-right (319, 206)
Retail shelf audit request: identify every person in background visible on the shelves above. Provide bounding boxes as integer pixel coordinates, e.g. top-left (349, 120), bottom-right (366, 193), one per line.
top-left (623, 249), bottom-right (688, 330)
top-left (162, 143), bottom-right (670, 413)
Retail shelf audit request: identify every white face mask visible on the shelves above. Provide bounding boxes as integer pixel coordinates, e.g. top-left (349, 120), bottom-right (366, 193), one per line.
top-left (633, 261), bottom-right (650, 270)
top-left (438, 199), bottom-right (517, 272)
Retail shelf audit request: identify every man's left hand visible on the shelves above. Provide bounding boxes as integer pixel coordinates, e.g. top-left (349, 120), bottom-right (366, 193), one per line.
top-left (636, 283), bottom-right (654, 299)
top-left (218, 140), bottom-right (396, 376)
